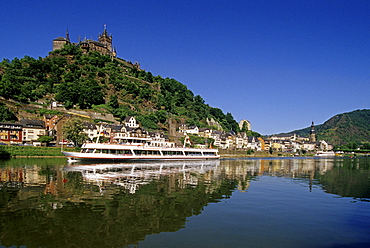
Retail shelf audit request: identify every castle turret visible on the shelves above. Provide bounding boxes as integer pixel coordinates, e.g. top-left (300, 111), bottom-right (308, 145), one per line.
top-left (66, 29), bottom-right (70, 43)
top-left (98, 25), bottom-right (113, 52)
top-left (52, 29), bottom-right (70, 51)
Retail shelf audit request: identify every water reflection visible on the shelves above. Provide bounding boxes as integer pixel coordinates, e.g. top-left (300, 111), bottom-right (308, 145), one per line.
top-left (65, 161), bottom-right (221, 194)
top-left (0, 157), bottom-right (369, 247)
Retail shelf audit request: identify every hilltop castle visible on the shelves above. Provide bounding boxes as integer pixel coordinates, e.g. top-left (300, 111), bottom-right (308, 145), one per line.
top-left (52, 26), bottom-right (116, 57)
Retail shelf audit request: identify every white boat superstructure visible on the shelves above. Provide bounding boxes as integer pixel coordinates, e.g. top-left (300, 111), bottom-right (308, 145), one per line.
top-left (314, 151), bottom-right (336, 157)
top-left (62, 136), bottom-right (220, 162)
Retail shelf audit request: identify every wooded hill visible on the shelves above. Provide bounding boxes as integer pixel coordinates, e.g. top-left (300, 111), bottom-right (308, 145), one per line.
top-left (284, 109), bottom-right (370, 146)
top-left (0, 44), bottom-right (251, 133)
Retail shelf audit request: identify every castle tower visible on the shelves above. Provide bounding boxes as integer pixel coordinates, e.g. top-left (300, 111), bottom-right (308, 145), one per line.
top-left (239, 119), bottom-right (251, 131)
top-left (309, 121), bottom-right (316, 143)
top-left (98, 25), bottom-right (113, 52)
top-left (52, 29), bottom-right (70, 51)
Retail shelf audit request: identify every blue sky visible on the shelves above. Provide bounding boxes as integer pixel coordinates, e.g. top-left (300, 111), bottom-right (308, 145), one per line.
top-left (1, 0), bottom-right (369, 134)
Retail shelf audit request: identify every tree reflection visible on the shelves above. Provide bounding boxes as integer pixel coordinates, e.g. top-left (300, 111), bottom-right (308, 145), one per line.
top-left (316, 158), bottom-right (370, 199)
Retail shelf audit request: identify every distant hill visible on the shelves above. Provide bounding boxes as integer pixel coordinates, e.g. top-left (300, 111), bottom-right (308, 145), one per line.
top-left (284, 109), bottom-right (370, 145)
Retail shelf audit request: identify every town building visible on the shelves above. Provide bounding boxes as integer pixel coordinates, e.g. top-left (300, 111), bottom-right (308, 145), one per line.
top-left (20, 119), bottom-right (46, 145)
top-left (123, 116), bottom-right (140, 128)
top-left (0, 122), bottom-right (23, 144)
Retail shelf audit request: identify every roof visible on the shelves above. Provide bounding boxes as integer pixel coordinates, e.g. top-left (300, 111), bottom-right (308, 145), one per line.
top-left (0, 122), bottom-right (23, 130)
top-left (53, 37), bottom-right (67, 41)
top-left (124, 116), bottom-right (135, 122)
top-left (83, 122), bottom-right (97, 129)
top-left (20, 119), bottom-right (45, 128)
top-left (88, 40), bottom-right (107, 48)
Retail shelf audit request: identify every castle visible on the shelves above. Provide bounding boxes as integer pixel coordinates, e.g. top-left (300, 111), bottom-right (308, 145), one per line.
top-left (52, 25), bottom-right (116, 57)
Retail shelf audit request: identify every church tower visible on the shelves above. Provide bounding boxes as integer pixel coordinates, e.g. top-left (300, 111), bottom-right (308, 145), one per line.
top-left (309, 121), bottom-right (316, 143)
top-left (98, 25), bottom-right (113, 52)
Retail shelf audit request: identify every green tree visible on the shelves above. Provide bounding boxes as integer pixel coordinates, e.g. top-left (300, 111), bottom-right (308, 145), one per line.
top-left (108, 94), bottom-right (119, 109)
top-left (0, 103), bottom-right (17, 122)
top-left (37, 135), bottom-right (54, 146)
top-left (361, 143), bottom-right (370, 150)
top-left (78, 78), bottom-right (104, 109)
top-left (62, 118), bottom-right (88, 147)
top-left (0, 146), bottom-right (10, 159)
top-left (225, 112), bottom-right (239, 132)
top-left (269, 146), bottom-right (273, 155)
top-left (345, 142), bottom-right (359, 150)
top-left (136, 114), bottom-right (158, 130)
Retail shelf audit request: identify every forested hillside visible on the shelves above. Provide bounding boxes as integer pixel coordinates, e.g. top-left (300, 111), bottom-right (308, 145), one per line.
top-left (286, 109), bottom-right (370, 146)
top-left (0, 44), bottom-right (243, 132)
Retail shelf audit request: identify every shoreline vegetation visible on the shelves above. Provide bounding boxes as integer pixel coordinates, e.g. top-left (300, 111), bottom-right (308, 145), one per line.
top-left (0, 146), bottom-right (366, 159)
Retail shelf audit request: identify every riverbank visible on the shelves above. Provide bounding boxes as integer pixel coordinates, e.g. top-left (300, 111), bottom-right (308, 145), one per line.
top-left (2, 146), bottom-right (74, 157)
top-left (218, 149), bottom-right (312, 158)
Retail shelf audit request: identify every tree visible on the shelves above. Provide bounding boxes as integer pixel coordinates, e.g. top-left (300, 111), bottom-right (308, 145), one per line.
top-left (78, 78), bottom-right (104, 108)
top-left (108, 94), bottom-right (119, 109)
top-left (136, 114), bottom-right (158, 130)
top-left (269, 147), bottom-right (273, 155)
top-left (361, 143), bottom-right (370, 150)
top-left (0, 146), bottom-right (10, 159)
top-left (0, 103), bottom-right (17, 122)
top-left (37, 135), bottom-right (54, 146)
top-left (225, 112), bottom-right (239, 132)
top-left (62, 118), bottom-right (88, 147)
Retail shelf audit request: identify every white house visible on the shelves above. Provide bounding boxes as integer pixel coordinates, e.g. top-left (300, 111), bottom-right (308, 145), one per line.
top-left (20, 119), bottom-right (46, 145)
top-left (185, 126), bottom-right (199, 135)
top-left (302, 142), bottom-right (316, 151)
top-left (124, 116), bottom-right (139, 128)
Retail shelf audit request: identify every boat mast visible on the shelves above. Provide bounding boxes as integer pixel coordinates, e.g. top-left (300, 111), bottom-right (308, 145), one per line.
top-left (96, 124), bottom-right (103, 144)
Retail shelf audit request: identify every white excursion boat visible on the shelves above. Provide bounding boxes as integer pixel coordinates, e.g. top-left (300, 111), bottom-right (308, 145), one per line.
top-left (62, 136), bottom-right (220, 162)
top-left (314, 151), bottom-right (336, 157)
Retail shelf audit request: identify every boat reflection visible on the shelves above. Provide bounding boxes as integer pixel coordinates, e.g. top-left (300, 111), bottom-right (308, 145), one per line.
top-left (65, 160), bottom-right (220, 194)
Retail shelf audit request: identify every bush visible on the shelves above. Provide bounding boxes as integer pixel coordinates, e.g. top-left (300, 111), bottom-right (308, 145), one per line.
top-left (0, 146), bottom-right (10, 159)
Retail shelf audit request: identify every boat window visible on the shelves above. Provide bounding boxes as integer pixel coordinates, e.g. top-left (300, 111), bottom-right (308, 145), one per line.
top-left (123, 150), bottom-right (132, 155)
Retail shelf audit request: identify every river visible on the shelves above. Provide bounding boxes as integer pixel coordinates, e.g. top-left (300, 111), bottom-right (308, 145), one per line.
top-left (0, 157), bottom-right (369, 248)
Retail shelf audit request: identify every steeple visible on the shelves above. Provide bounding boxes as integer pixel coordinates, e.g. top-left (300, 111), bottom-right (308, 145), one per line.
top-left (102, 24), bottom-right (108, 37)
top-left (309, 121), bottom-right (316, 143)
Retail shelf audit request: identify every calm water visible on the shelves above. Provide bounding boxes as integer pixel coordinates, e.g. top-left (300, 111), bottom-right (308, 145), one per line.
top-left (0, 157), bottom-right (369, 248)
